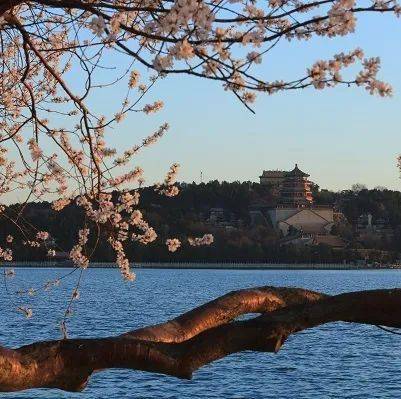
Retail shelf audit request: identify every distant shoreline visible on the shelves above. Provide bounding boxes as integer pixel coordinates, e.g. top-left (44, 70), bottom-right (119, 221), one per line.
top-left (1, 261), bottom-right (400, 270)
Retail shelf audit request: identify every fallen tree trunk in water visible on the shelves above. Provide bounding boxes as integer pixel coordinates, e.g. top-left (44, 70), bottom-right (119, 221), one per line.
top-left (0, 286), bottom-right (400, 392)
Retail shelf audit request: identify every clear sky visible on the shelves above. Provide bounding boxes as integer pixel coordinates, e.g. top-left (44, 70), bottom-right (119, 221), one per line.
top-left (89, 13), bottom-right (401, 192)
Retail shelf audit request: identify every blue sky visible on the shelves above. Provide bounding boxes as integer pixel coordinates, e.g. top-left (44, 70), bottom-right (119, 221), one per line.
top-left (90, 13), bottom-right (401, 192)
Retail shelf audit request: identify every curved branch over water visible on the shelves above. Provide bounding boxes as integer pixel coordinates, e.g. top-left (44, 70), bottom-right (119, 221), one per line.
top-left (0, 287), bottom-right (401, 392)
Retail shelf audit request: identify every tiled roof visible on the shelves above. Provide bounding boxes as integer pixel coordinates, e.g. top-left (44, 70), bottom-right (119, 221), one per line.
top-left (260, 170), bottom-right (286, 177)
top-left (286, 164), bottom-right (309, 177)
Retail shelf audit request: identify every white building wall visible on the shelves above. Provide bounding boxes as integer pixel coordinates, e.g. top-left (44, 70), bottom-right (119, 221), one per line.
top-left (268, 207), bottom-right (334, 236)
top-left (268, 208), bottom-right (299, 228)
top-left (312, 209), bottom-right (334, 222)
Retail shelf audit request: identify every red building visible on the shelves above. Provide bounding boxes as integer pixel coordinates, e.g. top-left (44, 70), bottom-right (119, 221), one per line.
top-left (279, 164), bottom-right (313, 206)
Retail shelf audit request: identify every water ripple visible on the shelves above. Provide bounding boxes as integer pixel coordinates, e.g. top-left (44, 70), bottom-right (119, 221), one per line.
top-left (1, 268), bottom-right (401, 398)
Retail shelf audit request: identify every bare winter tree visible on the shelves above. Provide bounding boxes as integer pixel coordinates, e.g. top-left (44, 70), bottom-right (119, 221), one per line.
top-left (0, 0), bottom-right (401, 392)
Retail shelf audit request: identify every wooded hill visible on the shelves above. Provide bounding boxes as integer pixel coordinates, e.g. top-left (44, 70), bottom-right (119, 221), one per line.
top-left (1, 181), bottom-right (401, 263)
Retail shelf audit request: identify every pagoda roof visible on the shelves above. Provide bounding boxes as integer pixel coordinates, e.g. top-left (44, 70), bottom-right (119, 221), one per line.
top-left (260, 170), bottom-right (286, 177)
top-left (286, 164), bottom-right (309, 178)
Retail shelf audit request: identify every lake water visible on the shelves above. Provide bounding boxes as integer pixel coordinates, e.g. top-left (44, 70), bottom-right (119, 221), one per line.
top-left (1, 268), bottom-right (401, 398)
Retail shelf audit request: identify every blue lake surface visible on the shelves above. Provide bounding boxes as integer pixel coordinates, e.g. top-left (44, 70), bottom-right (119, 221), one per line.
top-left (1, 268), bottom-right (401, 398)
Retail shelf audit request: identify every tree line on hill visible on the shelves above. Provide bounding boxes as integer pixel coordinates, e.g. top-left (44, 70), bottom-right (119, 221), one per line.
top-left (1, 181), bottom-right (401, 264)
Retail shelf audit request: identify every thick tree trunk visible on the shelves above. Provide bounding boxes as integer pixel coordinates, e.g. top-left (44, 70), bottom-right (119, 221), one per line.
top-left (0, 286), bottom-right (400, 392)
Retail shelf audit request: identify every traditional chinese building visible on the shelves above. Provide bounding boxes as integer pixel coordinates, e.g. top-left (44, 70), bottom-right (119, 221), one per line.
top-left (259, 170), bottom-right (287, 187)
top-left (279, 164), bottom-right (313, 206)
top-left (260, 164), bottom-right (313, 205)
top-left (268, 205), bottom-right (335, 237)
top-left (258, 164), bottom-right (343, 246)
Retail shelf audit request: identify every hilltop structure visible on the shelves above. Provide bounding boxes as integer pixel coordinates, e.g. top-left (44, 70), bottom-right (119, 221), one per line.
top-left (259, 164), bottom-right (344, 247)
top-left (260, 164), bottom-right (313, 206)
top-left (259, 170), bottom-right (286, 196)
top-left (279, 164), bottom-right (313, 206)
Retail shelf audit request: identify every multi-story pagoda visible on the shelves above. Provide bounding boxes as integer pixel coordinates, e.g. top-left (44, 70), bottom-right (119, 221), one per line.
top-left (258, 164), bottom-right (340, 243)
top-left (279, 164), bottom-right (313, 206)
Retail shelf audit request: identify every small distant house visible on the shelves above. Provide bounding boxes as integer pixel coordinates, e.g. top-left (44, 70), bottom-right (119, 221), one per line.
top-left (208, 208), bottom-right (225, 224)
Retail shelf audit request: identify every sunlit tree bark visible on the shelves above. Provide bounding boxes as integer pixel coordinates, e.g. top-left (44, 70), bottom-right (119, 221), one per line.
top-left (1, 286), bottom-right (400, 392)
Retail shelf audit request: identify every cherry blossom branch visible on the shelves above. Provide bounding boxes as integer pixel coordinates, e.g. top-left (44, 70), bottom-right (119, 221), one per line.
top-left (0, 0), bottom-right (400, 329)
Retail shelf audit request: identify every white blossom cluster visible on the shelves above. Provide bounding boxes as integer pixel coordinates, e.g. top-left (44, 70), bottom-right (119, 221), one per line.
top-left (155, 163), bottom-right (181, 197)
top-left (166, 238), bottom-right (181, 252)
top-left (0, 0), bottom-right (399, 322)
top-left (188, 234), bottom-right (215, 246)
